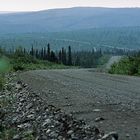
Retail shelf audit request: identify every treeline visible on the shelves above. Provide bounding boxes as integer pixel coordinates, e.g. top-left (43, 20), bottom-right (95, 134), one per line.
top-left (73, 49), bottom-right (102, 68)
top-left (28, 44), bottom-right (73, 66)
top-left (3, 44), bottom-right (73, 66)
top-left (1, 44), bottom-right (104, 68)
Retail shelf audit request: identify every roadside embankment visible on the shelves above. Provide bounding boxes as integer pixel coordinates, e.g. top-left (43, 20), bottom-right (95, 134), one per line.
top-left (0, 73), bottom-right (118, 140)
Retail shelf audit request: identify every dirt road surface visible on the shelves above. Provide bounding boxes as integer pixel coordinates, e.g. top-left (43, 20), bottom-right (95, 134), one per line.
top-left (19, 69), bottom-right (140, 140)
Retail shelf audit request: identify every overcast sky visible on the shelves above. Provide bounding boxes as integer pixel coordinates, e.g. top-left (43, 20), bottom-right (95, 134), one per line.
top-left (0, 0), bottom-right (140, 11)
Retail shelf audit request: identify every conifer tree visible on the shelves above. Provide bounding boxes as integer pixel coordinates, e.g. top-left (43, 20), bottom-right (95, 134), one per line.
top-left (47, 43), bottom-right (51, 61)
top-left (58, 50), bottom-right (62, 63)
top-left (23, 48), bottom-right (26, 55)
top-left (43, 47), bottom-right (46, 59)
top-left (68, 46), bottom-right (72, 65)
top-left (35, 49), bottom-right (39, 58)
top-left (41, 48), bottom-right (44, 59)
top-left (30, 45), bottom-right (34, 56)
top-left (62, 48), bottom-right (67, 65)
top-left (50, 51), bottom-right (58, 62)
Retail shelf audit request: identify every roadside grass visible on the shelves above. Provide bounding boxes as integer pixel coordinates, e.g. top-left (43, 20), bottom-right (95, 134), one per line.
top-left (9, 54), bottom-right (75, 71)
top-left (0, 53), bottom-right (76, 139)
top-left (0, 128), bottom-right (17, 140)
top-left (0, 128), bottom-right (35, 140)
top-left (11, 59), bottom-right (72, 71)
top-left (0, 56), bottom-right (11, 90)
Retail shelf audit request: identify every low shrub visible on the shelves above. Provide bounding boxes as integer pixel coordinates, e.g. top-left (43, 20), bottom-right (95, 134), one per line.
top-left (109, 56), bottom-right (140, 75)
top-left (12, 63), bottom-right (25, 71)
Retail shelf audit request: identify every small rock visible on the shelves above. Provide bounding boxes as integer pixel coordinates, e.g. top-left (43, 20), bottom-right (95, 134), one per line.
top-left (101, 132), bottom-right (118, 140)
top-left (27, 114), bottom-right (35, 120)
top-left (93, 109), bottom-right (101, 112)
top-left (13, 134), bottom-right (21, 140)
top-left (95, 117), bottom-right (105, 122)
top-left (71, 134), bottom-right (79, 140)
top-left (37, 135), bottom-right (48, 140)
top-left (15, 84), bottom-right (22, 90)
top-left (67, 130), bottom-right (73, 135)
top-left (26, 103), bottom-right (33, 109)
top-left (58, 136), bottom-right (63, 140)
top-left (46, 129), bottom-right (51, 134)
top-left (42, 119), bottom-right (52, 127)
top-left (12, 116), bottom-right (19, 123)
top-left (20, 98), bottom-right (25, 102)
top-left (126, 133), bottom-right (130, 137)
top-left (66, 103), bottom-right (72, 107)
top-left (65, 96), bottom-right (69, 99)
top-left (49, 131), bottom-right (58, 138)
top-left (23, 83), bottom-right (28, 88)
top-left (17, 123), bottom-right (31, 129)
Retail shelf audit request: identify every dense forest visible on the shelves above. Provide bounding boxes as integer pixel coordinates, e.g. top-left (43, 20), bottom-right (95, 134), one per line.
top-left (0, 27), bottom-right (140, 51)
top-left (0, 44), bottom-right (104, 71)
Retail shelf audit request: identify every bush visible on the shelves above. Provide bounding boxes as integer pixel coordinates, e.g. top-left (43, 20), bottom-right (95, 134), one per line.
top-left (10, 54), bottom-right (39, 71)
top-left (109, 56), bottom-right (140, 75)
top-left (12, 63), bottom-right (25, 71)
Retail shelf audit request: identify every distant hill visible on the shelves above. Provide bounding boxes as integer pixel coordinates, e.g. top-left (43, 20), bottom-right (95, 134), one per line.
top-left (0, 7), bottom-right (140, 33)
top-left (1, 27), bottom-right (140, 50)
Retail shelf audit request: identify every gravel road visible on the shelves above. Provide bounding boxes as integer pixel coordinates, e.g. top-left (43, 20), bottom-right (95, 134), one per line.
top-left (19, 69), bottom-right (140, 140)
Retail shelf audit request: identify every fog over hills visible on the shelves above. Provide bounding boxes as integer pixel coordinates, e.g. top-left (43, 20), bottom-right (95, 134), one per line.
top-left (0, 7), bottom-right (140, 33)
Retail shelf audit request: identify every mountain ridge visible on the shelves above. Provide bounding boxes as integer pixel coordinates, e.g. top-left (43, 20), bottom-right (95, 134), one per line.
top-left (0, 7), bottom-right (140, 33)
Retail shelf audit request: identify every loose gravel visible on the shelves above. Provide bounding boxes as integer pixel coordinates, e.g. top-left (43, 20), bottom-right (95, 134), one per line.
top-left (0, 73), bottom-right (118, 140)
top-left (19, 69), bottom-right (140, 140)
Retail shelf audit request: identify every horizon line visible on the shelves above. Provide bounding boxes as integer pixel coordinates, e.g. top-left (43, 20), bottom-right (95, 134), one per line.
top-left (0, 6), bottom-right (140, 13)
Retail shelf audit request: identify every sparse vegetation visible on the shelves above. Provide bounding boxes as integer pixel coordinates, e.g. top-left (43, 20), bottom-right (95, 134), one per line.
top-left (0, 57), bottom-right (9, 90)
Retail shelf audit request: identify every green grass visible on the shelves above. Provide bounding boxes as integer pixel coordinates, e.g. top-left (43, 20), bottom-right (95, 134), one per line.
top-left (9, 54), bottom-right (70, 71)
top-left (0, 56), bottom-right (11, 90)
top-left (21, 61), bottom-right (69, 70)
top-left (0, 127), bottom-right (18, 140)
top-left (11, 59), bottom-right (72, 71)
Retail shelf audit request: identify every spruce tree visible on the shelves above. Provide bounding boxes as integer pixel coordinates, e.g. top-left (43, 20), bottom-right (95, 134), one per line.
top-left (35, 49), bottom-right (39, 58)
top-left (62, 48), bottom-right (67, 65)
top-left (43, 47), bottom-right (46, 59)
top-left (41, 48), bottom-right (44, 59)
top-left (58, 50), bottom-right (62, 63)
top-left (47, 43), bottom-right (51, 61)
top-left (68, 46), bottom-right (72, 65)
top-left (50, 51), bottom-right (58, 62)
top-left (30, 45), bottom-right (34, 56)
top-left (23, 48), bottom-right (26, 55)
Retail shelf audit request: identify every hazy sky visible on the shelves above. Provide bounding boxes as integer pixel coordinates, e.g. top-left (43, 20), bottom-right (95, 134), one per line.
top-left (0, 0), bottom-right (140, 11)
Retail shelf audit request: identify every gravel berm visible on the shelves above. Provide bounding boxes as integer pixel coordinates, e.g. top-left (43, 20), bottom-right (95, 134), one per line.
top-left (0, 73), bottom-right (118, 140)
top-left (19, 69), bottom-right (140, 140)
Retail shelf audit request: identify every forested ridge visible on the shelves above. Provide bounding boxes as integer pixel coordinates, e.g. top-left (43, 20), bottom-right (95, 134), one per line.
top-left (1, 27), bottom-right (140, 51)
